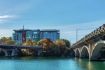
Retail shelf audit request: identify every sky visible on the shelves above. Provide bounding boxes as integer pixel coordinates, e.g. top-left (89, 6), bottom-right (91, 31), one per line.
top-left (0, 0), bottom-right (105, 44)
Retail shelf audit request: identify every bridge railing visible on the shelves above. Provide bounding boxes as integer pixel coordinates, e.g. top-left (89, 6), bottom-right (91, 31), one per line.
top-left (72, 24), bottom-right (105, 48)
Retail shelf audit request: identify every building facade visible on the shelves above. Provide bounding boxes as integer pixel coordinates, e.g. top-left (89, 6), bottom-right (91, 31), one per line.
top-left (40, 30), bottom-right (60, 41)
top-left (13, 29), bottom-right (60, 44)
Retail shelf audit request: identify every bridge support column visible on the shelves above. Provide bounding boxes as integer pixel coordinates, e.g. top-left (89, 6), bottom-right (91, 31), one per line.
top-left (0, 48), bottom-right (8, 57)
top-left (74, 48), bottom-right (81, 58)
top-left (88, 44), bottom-right (93, 60)
top-left (89, 43), bottom-right (97, 60)
top-left (11, 49), bottom-right (18, 56)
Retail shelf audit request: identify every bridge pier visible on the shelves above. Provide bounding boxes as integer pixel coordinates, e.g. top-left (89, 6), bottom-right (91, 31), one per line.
top-left (73, 40), bottom-right (105, 60)
top-left (11, 49), bottom-right (19, 56)
top-left (4, 49), bottom-right (17, 57)
top-left (0, 48), bottom-right (8, 56)
top-left (71, 24), bottom-right (105, 60)
top-left (0, 45), bottom-right (43, 57)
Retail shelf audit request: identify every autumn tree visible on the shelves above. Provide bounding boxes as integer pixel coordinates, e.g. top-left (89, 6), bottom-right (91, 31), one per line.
top-left (32, 41), bottom-right (37, 46)
top-left (22, 39), bottom-right (38, 47)
top-left (0, 37), bottom-right (15, 45)
top-left (55, 39), bottom-right (66, 47)
top-left (54, 39), bottom-right (71, 57)
top-left (22, 39), bottom-right (33, 46)
top-left (37, 38), bottom-right (54, 49)
top-left (55, 39), bottom-right (71, 48)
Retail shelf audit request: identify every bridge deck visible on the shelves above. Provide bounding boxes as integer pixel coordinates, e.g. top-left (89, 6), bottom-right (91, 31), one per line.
top-left (72, 24), bottom-right (105, 48)
top-left (0, 45), bottom-right (42, 49)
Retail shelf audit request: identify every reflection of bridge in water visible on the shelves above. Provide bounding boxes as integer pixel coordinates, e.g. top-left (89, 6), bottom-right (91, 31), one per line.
top-left (0, 45), bottom-right (42, 57)
top-left (71, 24), bottom-right (105, 60)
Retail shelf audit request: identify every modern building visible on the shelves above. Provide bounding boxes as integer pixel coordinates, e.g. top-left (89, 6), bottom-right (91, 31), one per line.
top-left (40, 30), bottom-right (60, 41)
top-left (13, 28), bottom-right (60, 44)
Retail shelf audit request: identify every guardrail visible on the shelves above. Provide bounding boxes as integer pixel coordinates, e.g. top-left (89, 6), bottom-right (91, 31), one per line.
top-left (72, 24), bottom-right (105, 48)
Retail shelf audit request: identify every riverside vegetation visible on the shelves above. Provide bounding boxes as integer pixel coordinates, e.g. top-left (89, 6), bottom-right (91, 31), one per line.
top-left (0, 37), bottom-right (73, 57)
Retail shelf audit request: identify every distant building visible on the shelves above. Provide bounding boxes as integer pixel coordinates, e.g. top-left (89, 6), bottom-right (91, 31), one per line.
top-left (13, 28), bottom-right (60, 44)
top-left (40, 30), bottom-right (60, 41)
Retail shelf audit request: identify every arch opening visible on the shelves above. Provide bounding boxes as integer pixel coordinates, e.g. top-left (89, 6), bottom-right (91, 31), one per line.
top-left (69, 49), bottom-right (75, 57)
top-left (0, 51), bottom-right (6, 56)
top-left (81, 46), bottom-right (89, 59)
top-left (91, 41), bottom-right (105, 60)
top-left (75, 49), bottom-right (80, 58)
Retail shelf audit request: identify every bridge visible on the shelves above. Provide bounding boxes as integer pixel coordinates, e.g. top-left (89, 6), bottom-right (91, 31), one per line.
top-left (71, 24), bottom-right (105, 60)
top-left (0, 45), bottom-right (42, 57)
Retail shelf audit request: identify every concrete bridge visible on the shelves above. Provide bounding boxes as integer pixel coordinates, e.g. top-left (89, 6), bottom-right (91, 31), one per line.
top-left (72, 24), bottom-right (105, 60)
top-left (0, 45), bottom-right (42, 57)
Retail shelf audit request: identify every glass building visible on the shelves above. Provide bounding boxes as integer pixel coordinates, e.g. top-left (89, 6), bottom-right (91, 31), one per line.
top-left (13, 29), bottom-right (60, 44)
top-left (40, 30), bottom-right (60, 41)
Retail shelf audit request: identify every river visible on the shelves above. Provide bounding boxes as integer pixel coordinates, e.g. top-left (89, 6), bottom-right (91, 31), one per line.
top-left (0, 57), bottom-right (105, 70)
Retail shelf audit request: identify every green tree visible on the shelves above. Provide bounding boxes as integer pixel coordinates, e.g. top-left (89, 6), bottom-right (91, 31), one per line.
top-left (54, 39), bottom-right (71, 57)
top-left (62, 39), bottom-right (71, 48)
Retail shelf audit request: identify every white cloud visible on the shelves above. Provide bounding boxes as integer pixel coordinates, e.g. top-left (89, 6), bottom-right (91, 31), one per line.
top-left (0, 15), bottom-right (17, 23)
top-left (0, 15), bottom-right (14, 19)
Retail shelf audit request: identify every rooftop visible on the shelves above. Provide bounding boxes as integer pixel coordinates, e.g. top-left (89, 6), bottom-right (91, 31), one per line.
top-left (40, 29), bottom-right (59, 32)
top-left (14, 29), bottom-right (59, 32)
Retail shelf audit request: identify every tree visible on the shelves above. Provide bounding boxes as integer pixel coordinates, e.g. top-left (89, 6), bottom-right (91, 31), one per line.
top-left (22, 39), bottom-right (38, 47)
top-left (22, 40), bottom-right (36, 56)
top-left (55, 39), bottom-right (66, 47)
top-left (55, 39), bottom-right (71, 48)
top-left (22, 39), bottom-right (33, 46)
top-left (0, 37), bottom-right (15, 45)
top-left (61, 39), bottom-right (71, 57)
top-left (5, 40), bottom-right (15, 45)
top-left (54, 39), bottom-right (71, 57)
top-left (37, 38), bottom-right (53, 49)
top-left (62, 39), bottom-right (71, 48)
top-left (32, 41), bottom-right (37, 46)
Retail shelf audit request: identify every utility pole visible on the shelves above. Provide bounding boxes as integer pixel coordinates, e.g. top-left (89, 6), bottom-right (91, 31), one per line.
top-left (76, 28), bottom-right (78, 42)
top-left (75, 27), bottom-right (96, 42)
top-left (23, 25), bottom-right (24, 30)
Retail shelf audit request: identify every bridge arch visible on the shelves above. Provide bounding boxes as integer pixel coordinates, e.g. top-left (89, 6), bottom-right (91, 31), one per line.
top-left (0, 48), bottom-right (8, 56)
top-left (80, 46), bottom-right (89, 58)
top-left (91, 41), bottom-right (105, 60)
top-left (75, 48), bottom-right (81, 58)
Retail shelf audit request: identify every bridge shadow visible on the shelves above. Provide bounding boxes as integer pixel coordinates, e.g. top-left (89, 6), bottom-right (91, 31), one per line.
top-left (0, 51), bottom-right (5, 56)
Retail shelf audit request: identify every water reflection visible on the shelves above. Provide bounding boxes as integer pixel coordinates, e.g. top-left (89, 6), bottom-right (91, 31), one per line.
top-left (75, 58), bottom-right (105, 70)
top-left (0, 57), bottom-right (105, 70)
top-left (87, 61), bottom-right (93, 70)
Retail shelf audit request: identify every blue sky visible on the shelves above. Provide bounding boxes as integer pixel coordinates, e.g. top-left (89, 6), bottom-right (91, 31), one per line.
top-left (0, 0), bottom-right (105, 44)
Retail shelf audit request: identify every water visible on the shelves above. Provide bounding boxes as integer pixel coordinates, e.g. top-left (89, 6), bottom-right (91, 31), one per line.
top-left (0, 57), bottom-right (105, 70)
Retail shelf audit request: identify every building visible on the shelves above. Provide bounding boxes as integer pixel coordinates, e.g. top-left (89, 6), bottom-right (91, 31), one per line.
top-left (40, 30), bottom-right (60, 41)
top-left (13, 29), bottom-right (60, 44)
